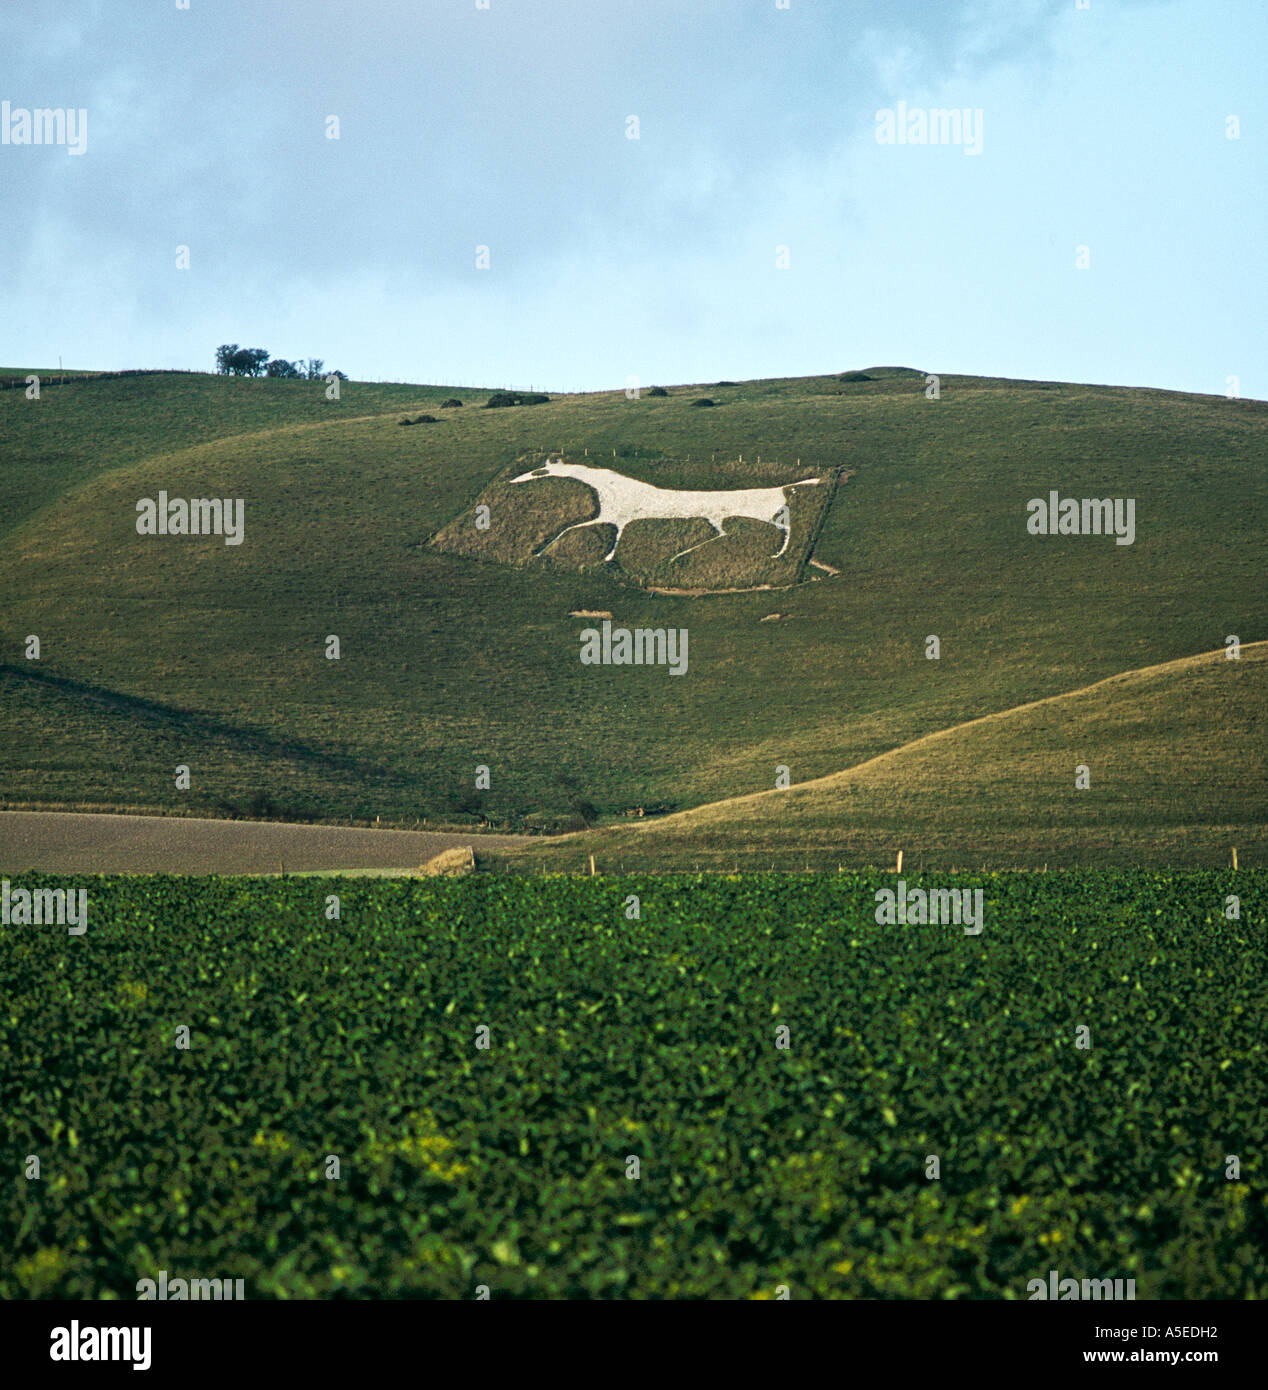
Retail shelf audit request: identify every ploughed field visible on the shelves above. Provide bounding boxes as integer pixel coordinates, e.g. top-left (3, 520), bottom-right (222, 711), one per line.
top-left (2, 871), bottom-right (1264, 1298)
top-left (0, 810), bottom-right (528, 875)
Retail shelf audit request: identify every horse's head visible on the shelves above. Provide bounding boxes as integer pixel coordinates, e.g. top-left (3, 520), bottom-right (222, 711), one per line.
top-left (510, 459), bottom-right (567, 484)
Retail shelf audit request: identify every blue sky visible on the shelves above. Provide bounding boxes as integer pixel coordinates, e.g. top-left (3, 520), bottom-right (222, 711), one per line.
top-left (4, 0), bottom-right (1265, 396)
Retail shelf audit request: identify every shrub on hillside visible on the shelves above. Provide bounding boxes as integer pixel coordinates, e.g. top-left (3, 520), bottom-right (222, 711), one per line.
top-left (647, 386), bottom-right (669, 397)
top-left (440, 398), bottom-right (463, 408)
top-left (690, 397), bottom-right (716, 408)
top-left (484, 391), bottom-right (551, 408)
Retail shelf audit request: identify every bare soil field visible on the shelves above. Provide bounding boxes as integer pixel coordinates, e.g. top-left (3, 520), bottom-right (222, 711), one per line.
top-left (0, 811), bottom-right (529, 875)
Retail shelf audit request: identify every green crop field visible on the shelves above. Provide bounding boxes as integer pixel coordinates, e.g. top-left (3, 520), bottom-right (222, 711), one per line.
top-left (2, 872), bottom-right (1264, 1300)
top-left (1, 367), bottom-right (1264, 863)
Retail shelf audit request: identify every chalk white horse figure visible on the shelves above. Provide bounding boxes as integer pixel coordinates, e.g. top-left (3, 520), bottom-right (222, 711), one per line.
top-left (510, 460), bottom-right (822, 564)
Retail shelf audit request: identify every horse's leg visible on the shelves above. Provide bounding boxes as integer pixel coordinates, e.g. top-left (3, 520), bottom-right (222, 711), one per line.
top-left (534, 517), bottom-right (603, 557)
top-left (669, 519), bottom-right (727, 563)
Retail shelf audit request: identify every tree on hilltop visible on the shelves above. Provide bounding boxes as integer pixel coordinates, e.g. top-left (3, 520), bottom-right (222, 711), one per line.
top-left (215, 345), bottom-right (270, 377)
top-left (215, 348), bottom-right (343, 380)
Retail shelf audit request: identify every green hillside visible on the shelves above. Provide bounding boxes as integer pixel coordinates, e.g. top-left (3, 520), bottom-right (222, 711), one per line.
top-left (1, 368), bottom-right (1263, 857)
top-left (494, 644), bottom-right (1268, 872)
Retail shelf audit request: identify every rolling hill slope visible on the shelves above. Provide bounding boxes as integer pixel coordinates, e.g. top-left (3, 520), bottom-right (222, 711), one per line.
top-left (493, 643), bottom-right (1268, 871)
top-left (1, 367), bottom-right (1263, 855)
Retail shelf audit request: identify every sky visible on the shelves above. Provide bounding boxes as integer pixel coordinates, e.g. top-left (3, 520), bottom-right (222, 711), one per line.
top-left (3, 0), bottom-right (1265, 397)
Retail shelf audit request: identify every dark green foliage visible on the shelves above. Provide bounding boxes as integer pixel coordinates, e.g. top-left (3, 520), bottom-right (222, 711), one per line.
top-left (213, 790), bottom-right (317, 822)
top-left (2, 871), bottom-right (1263, 1299)
top-left (689, 397), bottom-right (716, 407)
top-left (215, 347), bottom-right (270, 378)
top-left (647, 387), bottom-right (669, 397)
top-left (484, 391), bottom-right (550, 408)
top-left (440, 398), bottom-right (464, 409)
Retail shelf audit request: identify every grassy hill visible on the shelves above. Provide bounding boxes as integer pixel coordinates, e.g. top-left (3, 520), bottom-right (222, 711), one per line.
top-left (492, 643), bottom-right (1268, 872)
top-left (1, 367), bottom-right (1263, 861)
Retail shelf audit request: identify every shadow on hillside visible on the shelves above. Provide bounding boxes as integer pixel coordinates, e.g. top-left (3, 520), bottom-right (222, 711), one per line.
top-left (1, 663), bottom-right (405, 785)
